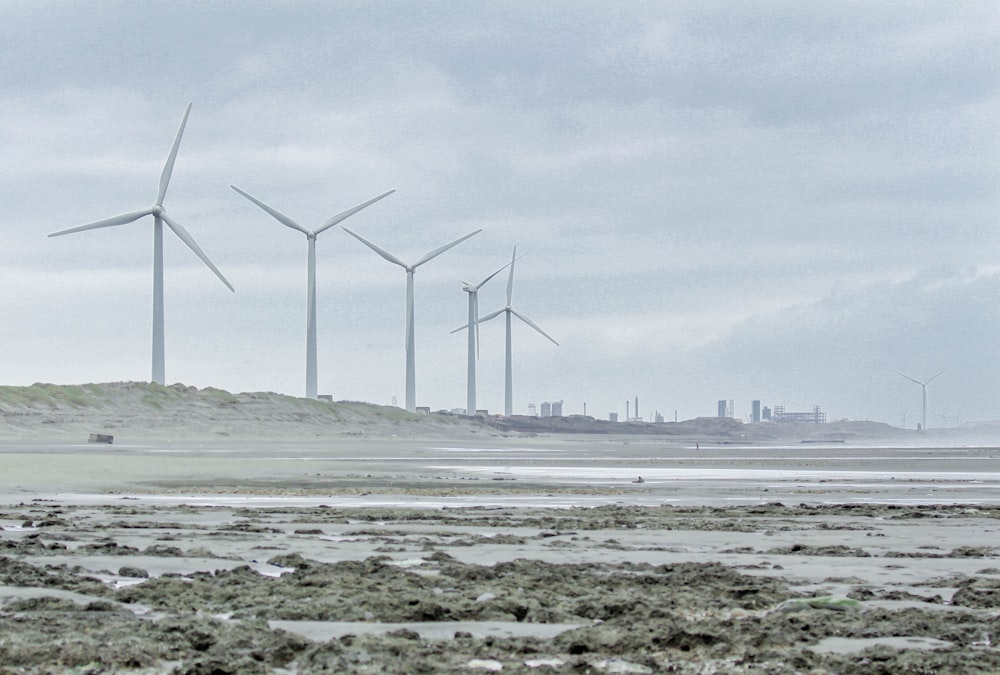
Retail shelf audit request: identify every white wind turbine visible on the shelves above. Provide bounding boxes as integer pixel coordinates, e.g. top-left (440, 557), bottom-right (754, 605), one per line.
top-left (341, 226), bottom-right (482, 412)
top-left (898, 369), bottom-right (946, 432)
top-left (230, 185), bottom-right (395, 399)
top-left (451, 257), bottom-right (517, 415)
top-left (48, 103), bottom-right (233, 385)
top-left (477, 246), bottom-right (558, 416)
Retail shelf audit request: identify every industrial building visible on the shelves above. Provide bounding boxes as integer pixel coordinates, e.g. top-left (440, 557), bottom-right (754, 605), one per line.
top-left (773, 405), bottom-right (826, 424)
top-left (537, 400), bottom-right (563, 418)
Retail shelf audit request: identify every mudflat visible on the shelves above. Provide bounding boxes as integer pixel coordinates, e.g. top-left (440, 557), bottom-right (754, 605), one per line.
top-left (1, 437), bottom-right (999, 673)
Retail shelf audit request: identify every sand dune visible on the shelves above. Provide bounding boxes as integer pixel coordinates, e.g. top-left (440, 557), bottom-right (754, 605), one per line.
top-left (0, 382), bottom-right (486, 441)
top-left (3, 381), bottom-right (998, 447)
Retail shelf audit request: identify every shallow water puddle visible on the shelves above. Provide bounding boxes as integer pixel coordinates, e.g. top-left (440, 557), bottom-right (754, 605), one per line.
top-left (810, 635), bottom-right (953, 654)
top-left (268, 619), bottom-right (582, 642)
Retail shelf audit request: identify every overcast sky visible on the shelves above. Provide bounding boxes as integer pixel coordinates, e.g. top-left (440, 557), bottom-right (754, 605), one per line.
top-left (1, 1), bottom-right (997, 426)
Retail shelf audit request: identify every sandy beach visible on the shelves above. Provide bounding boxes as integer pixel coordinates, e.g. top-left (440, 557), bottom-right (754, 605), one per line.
top-left (0, 434), bottom-right (999, 673)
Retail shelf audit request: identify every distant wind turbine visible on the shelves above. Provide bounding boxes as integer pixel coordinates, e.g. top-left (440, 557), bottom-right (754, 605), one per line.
top-left (898, 369), bottom-right (946, 432)
top-left (230, 185), bottom-right (395, 399)
top-left (341, 226), bottom-right (482, 412)
top-left (48, 103), bottom-right (233, 385)
top-left (451, 256), bottom-right (518, 415)
top-left (477, 246), bottom-right (558, 416)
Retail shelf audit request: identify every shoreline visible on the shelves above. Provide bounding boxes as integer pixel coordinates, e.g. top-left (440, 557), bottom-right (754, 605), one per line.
top-left (1, 437), bottom-right (999, 672)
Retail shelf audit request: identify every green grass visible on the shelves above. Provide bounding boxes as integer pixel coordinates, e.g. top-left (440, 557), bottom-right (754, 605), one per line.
top-left (200, 387), bottom-right (240, 405)
top-left (0, 382), bottom-right (443, 432)
top-left (0, 383), bottom-right (99, 409)
top-left (338, 401), bottom-right (420, 422)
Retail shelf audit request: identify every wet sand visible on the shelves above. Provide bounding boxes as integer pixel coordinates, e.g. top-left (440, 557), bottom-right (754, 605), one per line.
top-left (1, 437), bottom-right (999, 673)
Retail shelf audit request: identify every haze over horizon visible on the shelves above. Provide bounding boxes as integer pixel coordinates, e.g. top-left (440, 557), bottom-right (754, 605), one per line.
top-left (1, 3), bottom-right (997, 427)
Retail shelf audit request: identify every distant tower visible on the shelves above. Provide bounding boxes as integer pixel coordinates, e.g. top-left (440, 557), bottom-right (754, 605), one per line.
top-left (763, 406), bottom-right (772, 421)
top-left (540, 401), bottom-right (552, 417)
top-left (609, 412), bottom-right (619, 422)
top-left (626, 400), bottom-right (630, 421)
top-left (752, 400), bottom-right (761, 423)
top-left (728, 400), bottom-right (734, 418)
top-left (634, 395), bottom-right (639, 421)
top-left (552, 400), bottom-right (563, 417)
top-left (718, 400), bottom-right (727, 418)
top-left (527, 402), bottom-right (537, 417)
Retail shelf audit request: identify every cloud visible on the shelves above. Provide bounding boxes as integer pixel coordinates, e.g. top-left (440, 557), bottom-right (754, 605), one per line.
top-left (0, 3), bottom-right (996, 424)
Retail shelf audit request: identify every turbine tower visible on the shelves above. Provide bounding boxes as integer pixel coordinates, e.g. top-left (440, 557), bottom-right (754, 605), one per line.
top-left (341, 226), bottom-right (482, 412)
top-left (478, 246), bottom-right (558, 416)
top-left (48, 103), bottom-right (233, 385)
top-left (451, 258), bottom-right (516, 415)
top-left (230, 185), bottom-right (395, 399)
top-left (898, 369), bottom-right (946, 432)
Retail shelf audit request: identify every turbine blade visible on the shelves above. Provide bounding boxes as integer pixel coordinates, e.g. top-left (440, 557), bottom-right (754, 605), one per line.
top-left (452, 303), bottom-right (505, 334)
top-left (157, 103), bottom-right (192, 205)
top-left (476, 259), bottom-right (512, 289)
top-left (341, 227), bottom-right (407, 268)
top-left (230, 185), bottom-right (309, 235)
top-left (511, 308), bottom-right (558, 345)
top-left (506, 246), bottom-right (517, 305)
top-left (926, 368), bottom-right (947, 385)
top-left (898, 372), bottom-right (923, 386)
top-left (48, 208), bottom-right (154, 237)
top-left (160, 213), bottom-right (235, 292)
top-left (477, 308), bottom-right (505, 324)
top-left (413, 229), bottom-right (482, 268)
top-left (314, 189), bottom-right (396, 236)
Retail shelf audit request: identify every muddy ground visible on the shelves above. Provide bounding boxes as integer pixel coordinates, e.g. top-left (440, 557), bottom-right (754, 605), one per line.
top-left (1, 499), bottom-right (999, 673)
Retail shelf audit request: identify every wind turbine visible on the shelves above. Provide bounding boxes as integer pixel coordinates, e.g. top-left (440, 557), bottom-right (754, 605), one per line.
top-left (451, 257), bottom-right (517, 415)
top-left (48, 103), bottom-right (233, 385)
top-left (230, 185), bottom-right (395, 399)
top-left (898, 369), bottom-right (946, 432)
top-left (341, 226), bottom-right (482, 412)
top-left (477, 246), bottom-right (558, 416)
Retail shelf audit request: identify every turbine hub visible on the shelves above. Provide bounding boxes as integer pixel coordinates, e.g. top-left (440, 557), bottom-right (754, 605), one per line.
top-left (151, 204), bottom-right (165, 217)
top-left (307, 232), bottom-right (317, 240)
